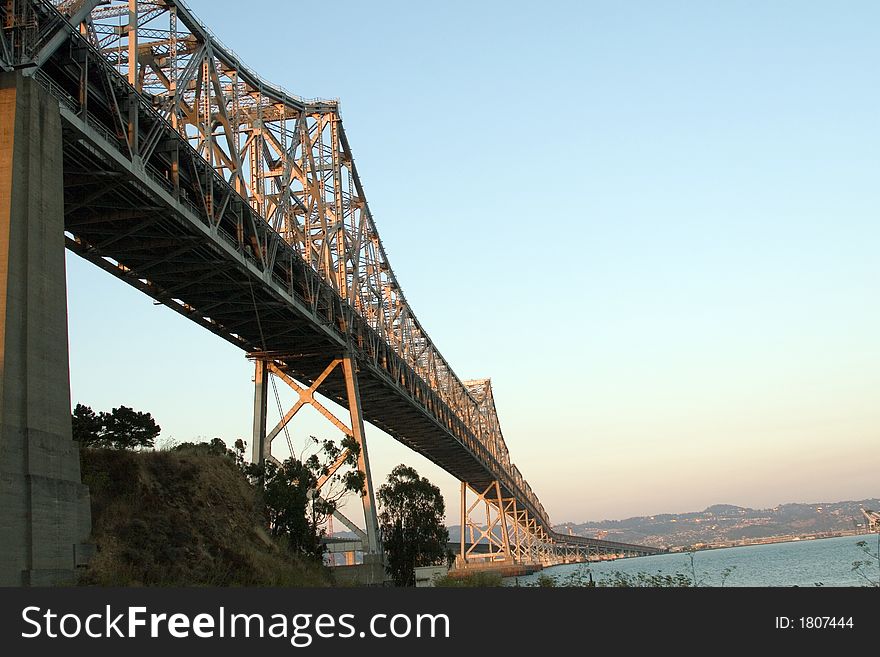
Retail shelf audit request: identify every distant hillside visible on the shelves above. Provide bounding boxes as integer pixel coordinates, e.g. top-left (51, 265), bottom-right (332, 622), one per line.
top-left (553, 498), bottom-right (880, 549)
top-left (80, 447), bottom-right (329, 586)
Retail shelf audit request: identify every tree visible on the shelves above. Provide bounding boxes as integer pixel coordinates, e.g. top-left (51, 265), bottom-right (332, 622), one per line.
top-left (72, 403), bottom-right (103, 447)
top-left (378, 464), bottom-right (450, 586)
top-left (71, 403), bottom-right (161, 449)
top-left (102, 405), bottom-right (161, 449)
top-left (852, 534), bottom-right (880, 587)
top-left (172, 437), bottom-right (247, 466)
top-left (250, 435), bottom-right (364, 561)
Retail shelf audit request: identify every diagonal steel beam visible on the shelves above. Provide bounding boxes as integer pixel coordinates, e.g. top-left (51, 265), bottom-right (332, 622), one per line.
top-left (264, 360), bottom-right (347, 445)
top-left (331, 509), bottom-right (367, 543)
top-left (0, 22), bottom-right (12, 72)
top-left (314, 448), bottom-right (351, 492)
top-left (24, 0), bottom-right (103, 74)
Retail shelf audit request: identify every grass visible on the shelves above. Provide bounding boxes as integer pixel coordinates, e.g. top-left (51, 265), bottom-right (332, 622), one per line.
top-left (434, 571), bottom-right (504, 587)
top-left (79, 446), bottom-right (329, 586)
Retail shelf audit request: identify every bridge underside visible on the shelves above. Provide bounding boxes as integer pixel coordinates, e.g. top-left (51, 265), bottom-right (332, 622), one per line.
top-left (456, 481), bottom-right (658, 569)
top-left (0, 0), bottom-right (659, 585)
top-left (45, 44), bottom-right (528, 515)
top-left (43, 6), bottom-right (658, 567)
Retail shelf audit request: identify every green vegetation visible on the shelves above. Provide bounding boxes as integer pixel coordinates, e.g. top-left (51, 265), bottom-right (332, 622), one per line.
top-left (249, 436), bottom-right (364, 561)
top-left (74, 401), bottom-right (368, 586)
top-left (599, 572), bottom-right (693, 587)
top-left (173, 436), bottom-right (364, 561)
top-left (520, 552), bottom-right (738, 587)
top-left (523, 569), bottom-right (693, 587)
top-left (852, 533), bottom-right (880, 587)
top-left (80, 445), bottom-right (329, 586)
top-left (378, 464), bottom-right (451, 586)
top-left (434, 571), bottom-right (503, 587)
top-left (73, 403), bottom-right (161, 450)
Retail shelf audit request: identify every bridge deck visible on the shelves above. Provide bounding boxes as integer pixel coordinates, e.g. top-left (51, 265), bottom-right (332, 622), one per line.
top-left (1, 0), bottom-right (660, 559)
top-left (43, 27), bottom-right (536, 520)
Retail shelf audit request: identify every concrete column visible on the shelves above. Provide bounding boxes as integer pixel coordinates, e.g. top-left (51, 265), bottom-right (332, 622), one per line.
top-left (0, 72), bottom-right (92, 586)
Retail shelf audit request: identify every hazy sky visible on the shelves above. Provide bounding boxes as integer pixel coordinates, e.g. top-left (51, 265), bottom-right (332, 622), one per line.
top-left (67, 0), bottom-right (879, 524)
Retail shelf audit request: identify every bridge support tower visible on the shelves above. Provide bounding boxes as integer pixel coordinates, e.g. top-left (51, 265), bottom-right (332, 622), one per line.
top-left (250, 351), bottom-right (384, 583)
top-left (457, 480), bottom-right (572, 569)
top-left (0, 72), bottom-right (92, 586)
top-left (459, 481), bottom-right (506, 566)
top-left (457, 480), bottom-right (567, 572)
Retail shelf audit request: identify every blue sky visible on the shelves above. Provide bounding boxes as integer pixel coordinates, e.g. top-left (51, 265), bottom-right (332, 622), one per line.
top-left (68, 0), bottom-right (879, 523)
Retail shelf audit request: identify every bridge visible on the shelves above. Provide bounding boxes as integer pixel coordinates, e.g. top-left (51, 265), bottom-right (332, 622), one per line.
top-left (0, 0), bottom-right (658, 585)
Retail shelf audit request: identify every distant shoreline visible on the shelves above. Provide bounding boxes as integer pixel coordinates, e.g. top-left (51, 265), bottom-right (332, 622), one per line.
top-left (555, 498), bottom-right (880, 554)
top-left (669, 529), bottom-right (874, 553)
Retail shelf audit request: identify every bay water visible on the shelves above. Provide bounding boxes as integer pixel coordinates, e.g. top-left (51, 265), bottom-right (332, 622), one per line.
top-left (506, 534), bottom-right (880, 587)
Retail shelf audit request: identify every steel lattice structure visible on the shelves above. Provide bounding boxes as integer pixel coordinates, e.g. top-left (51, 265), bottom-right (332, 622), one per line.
top-left (0, 0), bottom-right (658, 567)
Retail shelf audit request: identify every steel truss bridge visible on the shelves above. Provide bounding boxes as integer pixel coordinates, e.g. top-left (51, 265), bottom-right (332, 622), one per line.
top-left (0, 0), bottom-right (657, 573)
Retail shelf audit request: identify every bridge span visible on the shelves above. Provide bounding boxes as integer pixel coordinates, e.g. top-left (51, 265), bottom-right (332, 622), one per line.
top-left (0, 0), bottom-right (657, 584)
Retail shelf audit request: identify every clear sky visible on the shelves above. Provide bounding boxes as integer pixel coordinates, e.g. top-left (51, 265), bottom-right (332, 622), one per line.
top-left (67, 0), bottom-right (879, 524)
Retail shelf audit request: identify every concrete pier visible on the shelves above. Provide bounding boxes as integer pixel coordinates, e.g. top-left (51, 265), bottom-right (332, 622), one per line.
top-left (0, 72), bottom-right (91, 586)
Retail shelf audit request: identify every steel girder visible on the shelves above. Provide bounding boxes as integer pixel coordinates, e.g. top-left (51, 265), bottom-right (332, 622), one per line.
top-left (6, 0), bottom-right (660, 556)
top-left (64, 0), bottom-right (550, 528)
